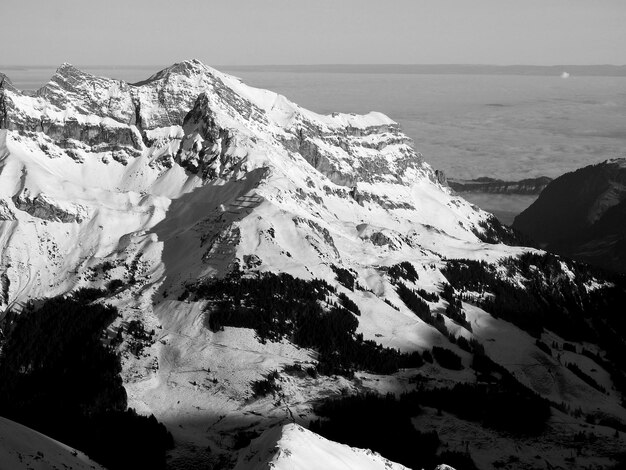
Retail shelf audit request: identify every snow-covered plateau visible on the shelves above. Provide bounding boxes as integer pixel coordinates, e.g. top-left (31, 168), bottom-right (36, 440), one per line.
top-left (1, 60), bottom-right (625, 469)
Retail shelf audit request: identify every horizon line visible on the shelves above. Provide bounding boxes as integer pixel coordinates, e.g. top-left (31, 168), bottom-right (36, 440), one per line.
top-left (2, 63), bottom-right (626, 69)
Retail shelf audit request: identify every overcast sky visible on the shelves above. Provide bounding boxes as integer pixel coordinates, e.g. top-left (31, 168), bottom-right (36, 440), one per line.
top-left (2, 0), bottom-right (625, 66)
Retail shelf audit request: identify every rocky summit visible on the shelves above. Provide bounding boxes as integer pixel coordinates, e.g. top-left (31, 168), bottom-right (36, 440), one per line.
top-left (1, 61), bottom-right (626, 469)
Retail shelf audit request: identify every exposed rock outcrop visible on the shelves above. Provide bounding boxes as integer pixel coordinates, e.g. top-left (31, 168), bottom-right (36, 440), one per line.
top-left (12, 189), bottom-right (87, 223)
top-left (435, 169), bottom-right (447, 186)
top-left (0, 199), bottom-right (15, 221)
top-left (175, 93), bottom-right (239, 178)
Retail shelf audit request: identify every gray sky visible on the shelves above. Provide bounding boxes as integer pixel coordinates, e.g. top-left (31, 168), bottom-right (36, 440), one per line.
top-left (2, 0), bottom-right (626, 66)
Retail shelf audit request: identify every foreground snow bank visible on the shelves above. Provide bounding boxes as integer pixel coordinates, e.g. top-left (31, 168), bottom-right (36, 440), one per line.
top-left (0, 416), bottom-right (106, 470)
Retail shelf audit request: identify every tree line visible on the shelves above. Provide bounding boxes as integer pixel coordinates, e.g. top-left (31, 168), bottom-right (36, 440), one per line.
top-left (195, 272), bottom-right (424, 376)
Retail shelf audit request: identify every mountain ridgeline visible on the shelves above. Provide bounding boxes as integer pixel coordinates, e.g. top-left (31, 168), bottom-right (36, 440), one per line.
top-left (513, 159), bottom-right (626, 273)
top-left (449, 176), bottom-right (552, 195)
top-left (1, 61), bottom-right (626, 469)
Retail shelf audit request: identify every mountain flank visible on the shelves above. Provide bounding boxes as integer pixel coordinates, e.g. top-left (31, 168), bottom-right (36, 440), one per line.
top-left (513, 159), bottom-right (626, 273)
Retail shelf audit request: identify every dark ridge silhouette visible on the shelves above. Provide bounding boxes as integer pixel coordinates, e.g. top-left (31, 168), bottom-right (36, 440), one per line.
top-left (513, 159), bottom-right (626, 273)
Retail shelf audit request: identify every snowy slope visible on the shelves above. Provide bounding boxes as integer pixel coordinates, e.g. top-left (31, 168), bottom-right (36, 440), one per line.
top-left (234, 423), bottom-right (412, 470)
top-left (0, 416), bottom-right (106, 470)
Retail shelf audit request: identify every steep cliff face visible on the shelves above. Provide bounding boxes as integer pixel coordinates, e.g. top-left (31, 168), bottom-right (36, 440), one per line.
top-left (0, 74), bottom-right (15, 129)
top-left (513, 159), bottom-right (626, 272)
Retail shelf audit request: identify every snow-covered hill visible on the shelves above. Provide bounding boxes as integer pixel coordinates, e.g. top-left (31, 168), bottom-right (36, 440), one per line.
top-left (234, 423), bottom-right (413, 470)
top-left (1, 61), bottom-right (626, 469)
top-left (0, 416), bottom-right (106, 470)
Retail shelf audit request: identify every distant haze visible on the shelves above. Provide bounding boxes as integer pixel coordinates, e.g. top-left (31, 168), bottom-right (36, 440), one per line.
top-left (2, 0), bottom-right (626, 66)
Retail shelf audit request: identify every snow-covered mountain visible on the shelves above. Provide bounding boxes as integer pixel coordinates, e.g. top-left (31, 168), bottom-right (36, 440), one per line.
top-left (1, 61), bottom-right (626, 469)
top-left (0, 59), bottom-right (510, 308)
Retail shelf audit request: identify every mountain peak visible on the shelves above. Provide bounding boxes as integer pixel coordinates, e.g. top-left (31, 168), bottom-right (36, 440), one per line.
top-left (134, 59), bottom-right (213, 86)
top-left (160, 58), bottom-right (208, 75)
top-left (52, 62), bottom-right (94, 82)
top-left (0, 72), bottom-right (17, 94)
top-left (56, 62), bottom-right (79, 72)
